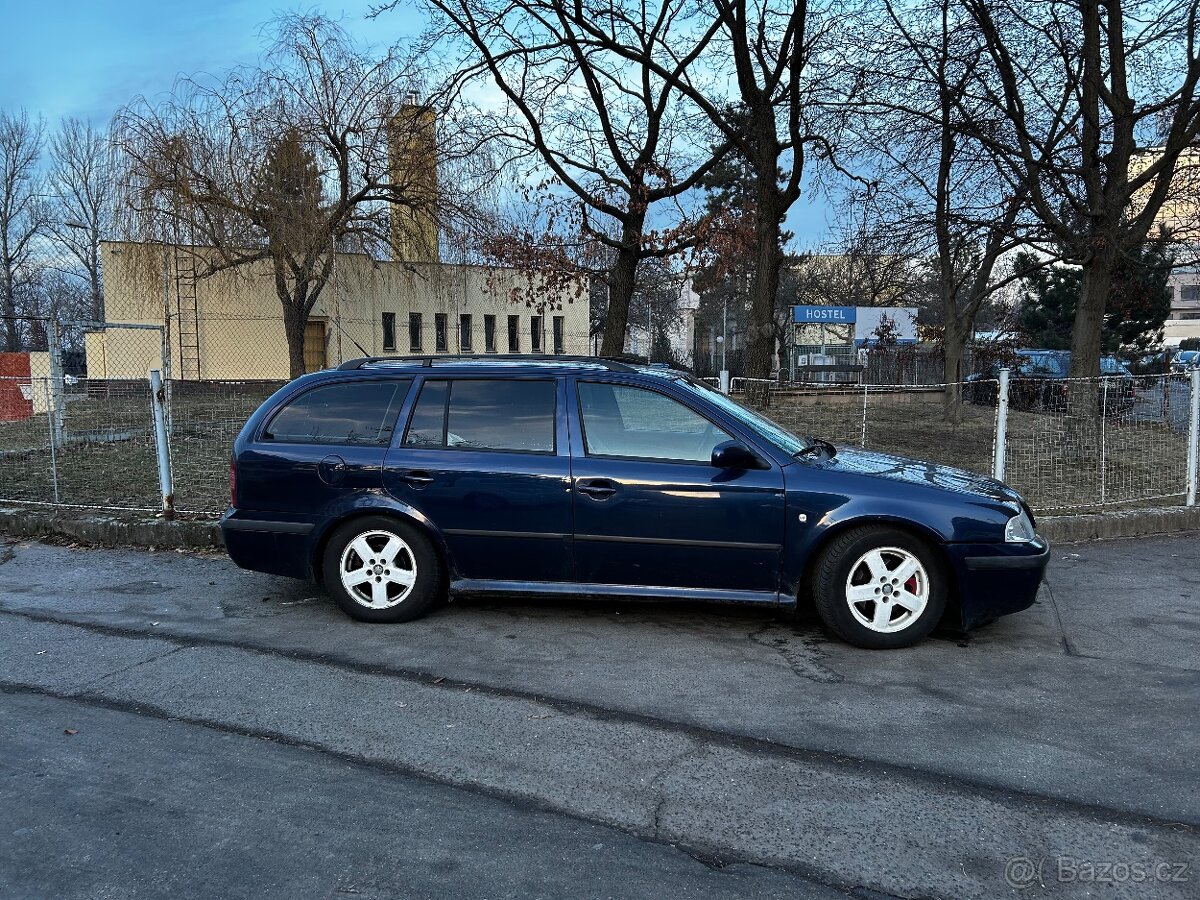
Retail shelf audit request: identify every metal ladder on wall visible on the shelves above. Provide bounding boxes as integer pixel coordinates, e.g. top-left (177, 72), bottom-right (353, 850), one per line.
top-left (173, 246), bottom-right (201, 380)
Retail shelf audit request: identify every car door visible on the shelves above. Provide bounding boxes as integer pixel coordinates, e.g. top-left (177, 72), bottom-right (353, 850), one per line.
top-left (568, 377), bottom-right (786, 596)
top-left (235, 378), bottom-right (413, 521)
top-left (382, 376), bottom-right (573, 584)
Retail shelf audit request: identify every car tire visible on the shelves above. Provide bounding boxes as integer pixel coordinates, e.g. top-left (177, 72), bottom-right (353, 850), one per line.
top-left (811, 526), bottom-right (947, 649)
top-left (322, 515), bottom-right (443, 623)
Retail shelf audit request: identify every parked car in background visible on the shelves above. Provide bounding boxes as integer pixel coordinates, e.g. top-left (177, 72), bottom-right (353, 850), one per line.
top-left (966, 349), bottom-right (1135, 413)
top-left (221, 356), bottom-right (1048, 649)
top-left (1172, 349), bottom-right (1200, 376)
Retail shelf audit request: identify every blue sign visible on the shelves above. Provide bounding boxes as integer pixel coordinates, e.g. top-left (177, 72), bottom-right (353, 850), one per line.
top-left (794, 305), bottom-right (856, 324)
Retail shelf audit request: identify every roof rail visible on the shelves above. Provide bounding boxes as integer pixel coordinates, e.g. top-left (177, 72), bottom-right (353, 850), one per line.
top-left (336, 354), bottom-right (639, 373)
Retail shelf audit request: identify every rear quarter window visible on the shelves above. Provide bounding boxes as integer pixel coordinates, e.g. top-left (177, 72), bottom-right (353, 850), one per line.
top-left (262, 380), bottom-right (410, 445)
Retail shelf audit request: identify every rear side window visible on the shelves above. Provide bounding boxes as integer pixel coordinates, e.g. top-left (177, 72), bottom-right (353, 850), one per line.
top-left (264, 380), bottom-right (409, 445)
top-left (403, 379), bottom-right (556, 453)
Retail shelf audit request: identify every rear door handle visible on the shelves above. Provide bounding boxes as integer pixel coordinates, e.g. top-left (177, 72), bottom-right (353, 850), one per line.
top-left (396, 470), bottom-right (435, 488)
top-left (576, 478), bottom-right (617, 499)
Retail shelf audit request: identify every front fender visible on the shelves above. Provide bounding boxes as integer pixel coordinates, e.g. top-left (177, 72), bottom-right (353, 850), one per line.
top-left (779, 469), bottom-right (1015, 603)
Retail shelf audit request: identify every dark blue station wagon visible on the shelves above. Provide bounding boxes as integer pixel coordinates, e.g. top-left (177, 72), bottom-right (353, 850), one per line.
top-left (221, 357), bottom-right (1049, 649)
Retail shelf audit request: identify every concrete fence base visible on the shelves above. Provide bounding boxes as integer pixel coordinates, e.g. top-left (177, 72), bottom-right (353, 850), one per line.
top-left (0, 506), bottom-right (222, 551)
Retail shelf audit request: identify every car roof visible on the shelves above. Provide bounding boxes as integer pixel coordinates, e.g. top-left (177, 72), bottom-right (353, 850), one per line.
top-left (330, 355), bottom-right (689, 379)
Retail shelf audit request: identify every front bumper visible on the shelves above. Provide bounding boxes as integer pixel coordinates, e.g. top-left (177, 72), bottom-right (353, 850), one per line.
top-left (945, 536), bottom-right (1050, 629)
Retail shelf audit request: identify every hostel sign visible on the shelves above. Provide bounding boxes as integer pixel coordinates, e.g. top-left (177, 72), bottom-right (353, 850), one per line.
top-left (794, 305), bottom-right (856, 324)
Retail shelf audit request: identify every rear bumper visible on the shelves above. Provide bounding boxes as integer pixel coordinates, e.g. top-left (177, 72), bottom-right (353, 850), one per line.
top-left (946, 537), bottom-right (1050, 629)
top-left (220, 508), bottom-right (315, 580)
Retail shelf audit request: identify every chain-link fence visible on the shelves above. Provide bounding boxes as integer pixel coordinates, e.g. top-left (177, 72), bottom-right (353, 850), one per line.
top-left (1003, 374), bottom-right (1194, 512)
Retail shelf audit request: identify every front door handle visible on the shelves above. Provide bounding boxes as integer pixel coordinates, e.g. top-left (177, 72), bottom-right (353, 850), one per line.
top-left (576, 478), bottom-right (617, 499)
top-left (395, 470), bottom-right (435, 488)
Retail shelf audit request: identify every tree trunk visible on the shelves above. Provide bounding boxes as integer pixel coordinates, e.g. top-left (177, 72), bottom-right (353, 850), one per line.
top-left (282, 303), bottom-right (308, 380)
top-left (941, 317), bottom-right (966, 425)
top-left (599, 216), bottom-right (645, 358)
top-left (1067, 242), bottom-right (1116, 421)
top-left (745, 190), bottom-right (783, 381)
top-left (1, 273), bottom-right (17, 351)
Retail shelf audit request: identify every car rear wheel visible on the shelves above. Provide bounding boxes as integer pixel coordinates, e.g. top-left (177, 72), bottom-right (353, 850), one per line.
top-left (811, 526), bottom-right (947, 649)
top-left (322, 515), bottom-right (442, 623)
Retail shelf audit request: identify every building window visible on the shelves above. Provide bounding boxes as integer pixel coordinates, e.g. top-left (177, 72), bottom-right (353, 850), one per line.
top-left (507, 315), bottom-right (520, 353)
top-left (1182, 284), bottom-right (1200, 302)
top-left (553, 315), bottom-right (565, 354)
top-left (460, 314), bottom-right (473, 351)
top-left (409, 312), bottom-right (422, 352)
top-left (381, 312), bottom-right (396, 352)
top-left (531, 316), bottom-right (543, 353)
top-left (484, 314), bottom-right (497, 352)
top-left (435, 313), bottom-right (448, 352)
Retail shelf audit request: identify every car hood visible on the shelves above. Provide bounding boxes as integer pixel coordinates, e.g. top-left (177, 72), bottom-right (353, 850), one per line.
top-left (815, 445), bottom-right (1020, 505)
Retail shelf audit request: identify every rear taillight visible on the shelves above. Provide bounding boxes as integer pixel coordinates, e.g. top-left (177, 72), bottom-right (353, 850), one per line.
top-left (229, 455), bottom-right (238, 507)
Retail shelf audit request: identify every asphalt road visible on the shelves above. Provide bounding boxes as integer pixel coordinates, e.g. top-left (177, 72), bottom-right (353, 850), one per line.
top-left (1, 532), bottom-right (1197, 899)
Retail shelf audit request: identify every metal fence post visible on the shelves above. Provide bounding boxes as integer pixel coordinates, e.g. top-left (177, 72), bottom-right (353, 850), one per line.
top-left (160, 326), bottom-right (173, 435)
top-left (1100, 378), bottom-right (1108, 505)
top-left (149, 369), bottom-right (175, 518)
top-left (43, 379), bottom-right (60, 504)
top-left (47, 319), bottom-right (65, 450)
top-left (1187, 368), bottom-right (1199, 507)
top-left (993, 367), bottom-right (1011, 482)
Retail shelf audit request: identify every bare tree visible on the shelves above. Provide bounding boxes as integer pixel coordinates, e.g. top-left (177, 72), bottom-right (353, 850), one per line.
top-left (411, 0), bottom-right (728, 356)
top-left (116, 14), bottom-right (472, 377)
top-left (48, 118), bottom-right (115, 323)
top-left (958, 0), bottom-right (1200, 398)
top-left (836, 0), bottom-right (1046, 421)
top-left (0, 110), bottom-right (47, 351)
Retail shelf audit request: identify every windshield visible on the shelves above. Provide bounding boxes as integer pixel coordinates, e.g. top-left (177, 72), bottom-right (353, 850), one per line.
top-left (677, 378), bottom-right (811, 456)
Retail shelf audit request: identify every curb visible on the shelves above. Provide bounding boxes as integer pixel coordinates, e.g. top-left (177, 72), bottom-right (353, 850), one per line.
top-left (1039, 506), bottom-right (1200, 544)
top-left (0, 506), bottom-right (223, 551)
top-left (0, 504), bottom-right (1195, 553)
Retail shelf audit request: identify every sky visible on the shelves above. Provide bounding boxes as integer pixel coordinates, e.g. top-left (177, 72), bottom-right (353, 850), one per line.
top-left (0, 0), bottom-right (833, 245)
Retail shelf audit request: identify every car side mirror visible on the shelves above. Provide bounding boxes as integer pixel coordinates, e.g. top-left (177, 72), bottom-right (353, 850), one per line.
top-left (711, 440), bottom-right (762, 470)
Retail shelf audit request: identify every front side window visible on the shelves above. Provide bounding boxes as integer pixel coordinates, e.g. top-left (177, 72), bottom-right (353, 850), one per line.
top-left (382, 312), bottom-right (396, 351)
top-left (404, 379), bottom-right (556, 453)
top-left (435, 313), bottom-right (448, 352)
top-left (264, 380), bottom-right (409, 445)
top-left (578, 382), bottom-right (731, 463)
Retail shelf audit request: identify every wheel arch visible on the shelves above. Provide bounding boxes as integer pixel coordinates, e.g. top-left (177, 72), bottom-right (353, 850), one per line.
top-left (796, 515), bottom-right (958, 611)
top-left (311, 506), bottom-right (452, 586)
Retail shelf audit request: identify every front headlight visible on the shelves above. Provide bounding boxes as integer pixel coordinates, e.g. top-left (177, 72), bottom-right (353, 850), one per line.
top-left (1005, 508), bottom-right (1036, 543)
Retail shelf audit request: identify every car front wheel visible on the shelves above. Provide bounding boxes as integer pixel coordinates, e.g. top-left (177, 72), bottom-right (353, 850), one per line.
top-left (811, 526), bottom-right (947, 649)
top-left (322, 515), bottom-right (443, 623)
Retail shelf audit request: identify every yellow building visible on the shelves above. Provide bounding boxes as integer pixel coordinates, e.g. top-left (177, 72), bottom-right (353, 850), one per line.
top-left (1131, 147), bottom-right (1200, 346)
top-left (89, 241), bottom-right (591, 381)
